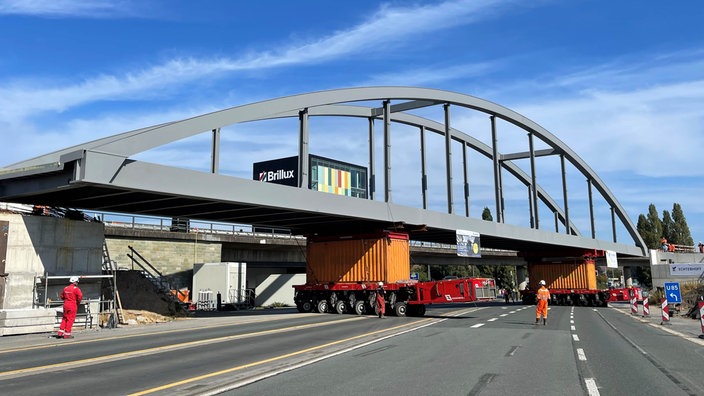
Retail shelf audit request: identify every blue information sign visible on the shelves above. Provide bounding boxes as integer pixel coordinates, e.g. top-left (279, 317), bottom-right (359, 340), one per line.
top-left (410, 272), bottom-right (419, 280)
top-left (664, 282), bottom-right (682, 303)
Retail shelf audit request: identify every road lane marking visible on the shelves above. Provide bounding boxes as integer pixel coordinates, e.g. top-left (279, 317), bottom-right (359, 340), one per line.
top-left (577, 348), bottom-right (587, 361)
top-left (471, 323), bottom-right (485, 328)
top-left (0, 315), bottom-right (317, 355)
top-left (585, 378), bottom-right (600, 396)
top-left (129, 312), bottom-right (473, 395)
top-left (570, 320), bottom-right (574, 324)
top-left (572, 334), bottom-right (580, 341)
top-left (500, 314), bottom-right (508, 317)
top-left (488, 318), bottom-right (498, 322)
top-left (0, 316), bottom-right (367, 378)
top-left (571, 325), bottom-right (576, 331)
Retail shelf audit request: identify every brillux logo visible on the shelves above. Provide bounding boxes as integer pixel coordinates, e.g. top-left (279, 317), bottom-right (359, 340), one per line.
top-left (259, 169), bottom-right (295, 182)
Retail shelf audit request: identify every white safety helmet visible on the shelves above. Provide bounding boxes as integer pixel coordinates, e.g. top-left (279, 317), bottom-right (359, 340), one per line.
top-left (69, 276), bottom-right (79, 284)
top-left (378, 281), bottom-right (384, 287)
top-left (539, 280), bottom-right (546, 286)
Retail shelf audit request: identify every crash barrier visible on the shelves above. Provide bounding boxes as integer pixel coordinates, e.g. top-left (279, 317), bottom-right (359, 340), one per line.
top-left (660, 298), bottom-right (670, 325)
top-left (630, 295), bottom-right (638, 315)
top-left (699, 301), bottom-right (704, 339)
top-left (643, 298), bottom-right (650, 317)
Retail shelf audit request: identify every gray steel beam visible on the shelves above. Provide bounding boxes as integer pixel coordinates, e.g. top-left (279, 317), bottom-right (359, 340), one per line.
top-left (420, 126), bottom-right (428, 210)
top-left (462, 142), bottom-right (469, 217)
top-left (298, 109), bottom-right (309, 189)
top-left (528, 132), bottom-right (539, 229)
top-left (491, 115), bottom-right (503, 223)
top-left (444, 103), bottom-right (453, 214)
top-left (368, 117), bottom-right (375, 200)
top-left (383, 100), bottom-right (391, 203)
top-left (561, 154), bottom-right (569, 234)
top-left (211, 128), bottom-right (220, 174)
top-left (501, 148), bottom-right (557, 161)
top-left (371, 100), bottom-right (438, 116)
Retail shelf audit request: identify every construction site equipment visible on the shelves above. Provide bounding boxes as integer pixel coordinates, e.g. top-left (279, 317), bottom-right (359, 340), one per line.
top-left (293, 231), bottom-right (496, 317)
top-left (519, 251), bottom-right (613, 307)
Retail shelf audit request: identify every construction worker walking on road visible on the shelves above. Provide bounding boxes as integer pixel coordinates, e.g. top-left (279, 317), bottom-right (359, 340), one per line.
top-left (375, 282), bottom-right (386, 318)
top-left (56, 276), bottom-right (83, 339)
top-left (535, 280), bottom-right (550, 325)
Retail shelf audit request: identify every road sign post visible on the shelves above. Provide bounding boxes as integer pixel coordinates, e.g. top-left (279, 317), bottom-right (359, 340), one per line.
top-left (664, 282), bottom-right (682, 304)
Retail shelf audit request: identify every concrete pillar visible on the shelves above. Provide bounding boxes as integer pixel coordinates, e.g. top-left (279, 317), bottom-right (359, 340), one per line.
top-left (517, 266), bottom-right (528, 289)
top-left (623, 266), bottom-right (633, 288)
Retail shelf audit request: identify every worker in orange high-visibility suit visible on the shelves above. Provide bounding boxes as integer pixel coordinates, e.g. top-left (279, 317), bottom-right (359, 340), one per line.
top-left (375, 282), bottom-right (386, 319)
top-left (535, 280), bottom-right (550, 325)
top-left (56, 276), bottom-right (83, 339)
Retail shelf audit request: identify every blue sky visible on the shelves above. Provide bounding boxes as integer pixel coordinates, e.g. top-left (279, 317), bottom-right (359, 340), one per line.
top-left (1, 0), bottom-right (703, 247)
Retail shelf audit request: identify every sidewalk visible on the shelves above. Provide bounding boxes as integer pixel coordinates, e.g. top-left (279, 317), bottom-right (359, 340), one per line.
top-left (609, 301), bottom-right (704, 346)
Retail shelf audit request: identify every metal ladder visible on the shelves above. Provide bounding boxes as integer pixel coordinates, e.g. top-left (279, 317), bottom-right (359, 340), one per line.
top-left (102, 241), bottom-right (125, 326)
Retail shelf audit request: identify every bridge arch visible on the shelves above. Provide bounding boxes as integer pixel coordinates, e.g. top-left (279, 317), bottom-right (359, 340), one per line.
top-left (2, 87), bottom-right (647, 256)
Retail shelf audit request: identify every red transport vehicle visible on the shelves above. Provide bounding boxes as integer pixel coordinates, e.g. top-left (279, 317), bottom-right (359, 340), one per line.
top-left (293, 231), bottom-right (496, 317)
top-left (520, 250), bottom-right (642, 307)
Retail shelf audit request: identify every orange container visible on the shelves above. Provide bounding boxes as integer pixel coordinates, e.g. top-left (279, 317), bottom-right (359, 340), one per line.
top-left (306, 232), bottom-right (410, 283)
top-left (528, 259), bottom-right (597, 290)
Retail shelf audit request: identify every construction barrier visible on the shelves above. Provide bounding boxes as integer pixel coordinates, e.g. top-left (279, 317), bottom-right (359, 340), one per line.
top-left (660, 298), bottom-right (670, 325)
top-left (699, 301), bottom-right (704, 339)
top-left (643, 298), bottom-right (649, 317)
top-left (630, 293), bottom-right (638, 315)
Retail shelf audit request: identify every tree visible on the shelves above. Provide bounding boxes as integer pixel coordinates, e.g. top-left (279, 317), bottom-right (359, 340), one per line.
top-left (661, 210), bottom-right (675, 244)
top-left (636, 204), bottom-right (663, 249)
top-left (671, 203), bottom-right (694, 246)
top-left (482, 207), bottom-right (493, 221)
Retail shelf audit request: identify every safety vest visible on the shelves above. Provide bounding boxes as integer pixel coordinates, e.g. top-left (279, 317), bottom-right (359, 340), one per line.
top-left (537, 286), bottom-right (550, 301)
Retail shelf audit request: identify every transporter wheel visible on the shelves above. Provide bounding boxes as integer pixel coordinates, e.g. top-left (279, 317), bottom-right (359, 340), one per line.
top-left (353, 300), bottom-right (367, 315)
top-left (335, 300), bottom-right (347, 314)
top-left (415, 304), bottom-right (426, 317)
top-left (301, 301), bottom-right (314, 312)
top-left (317, 299), bottom-right (330, 313)
top-left (394, 302), bottom-right (408, 317)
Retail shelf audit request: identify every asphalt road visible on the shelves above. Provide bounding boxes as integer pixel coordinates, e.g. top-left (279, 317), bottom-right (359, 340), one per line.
top-left (0, 302), bottom-right (702, 395)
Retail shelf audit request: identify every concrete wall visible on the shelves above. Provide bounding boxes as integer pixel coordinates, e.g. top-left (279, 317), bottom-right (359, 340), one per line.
top-left (0, 212), bottom-right (104, 335)
top-left (106, 237), bottom-right (221, 290)
top-left (1, 213), bottom-right (104, 309)
top-left (254, 273), bottom-right (306, 307)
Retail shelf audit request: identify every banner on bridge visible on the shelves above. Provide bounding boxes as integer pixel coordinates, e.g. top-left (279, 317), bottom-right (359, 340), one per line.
top-left (669, 264), bottom-right (704, 277)
top-left (605, 250), bottom-right (618, 268)
top-left (456, 229), bottom-right (481, 258)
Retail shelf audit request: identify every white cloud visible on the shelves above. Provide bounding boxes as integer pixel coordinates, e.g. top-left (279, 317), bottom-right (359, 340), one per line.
top-left (0, 0), bottom-right (508, 125)
top-left (0, 0), bottom-right (137, 18)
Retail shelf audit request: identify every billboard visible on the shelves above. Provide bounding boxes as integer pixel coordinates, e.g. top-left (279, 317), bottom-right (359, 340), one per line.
top-left (456, 229), bottom-right (481, 258)
top-left (253, 155), bottom-right (367, 198)
top-left (253, 156), bottom-right (298, 187)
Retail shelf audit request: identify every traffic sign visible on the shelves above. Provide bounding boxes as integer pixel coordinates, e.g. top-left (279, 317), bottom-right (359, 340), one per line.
top-left (664, 282), bottom-right (682, 304)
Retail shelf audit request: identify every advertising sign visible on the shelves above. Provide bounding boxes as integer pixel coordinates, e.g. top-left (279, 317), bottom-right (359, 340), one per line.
top-left (669, 264), bottom-right (704, 277)
top-left (456, 229), bottom-right (481, 258)
top-left (253, 156), bottom-right (298, 187)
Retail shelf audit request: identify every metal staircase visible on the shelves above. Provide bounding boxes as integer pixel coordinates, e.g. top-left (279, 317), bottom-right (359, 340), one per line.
top-left (126, 245), bottom-right (190, 315)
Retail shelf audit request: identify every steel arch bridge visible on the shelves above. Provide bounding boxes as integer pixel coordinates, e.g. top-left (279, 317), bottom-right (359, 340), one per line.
top-left (0, 87), bottom-right (647, 257)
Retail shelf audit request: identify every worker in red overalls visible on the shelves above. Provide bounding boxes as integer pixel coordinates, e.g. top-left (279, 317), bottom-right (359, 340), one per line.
top-left (535, 280), bottom-right (550, 326)
top-left (56, 276), bottom-right (83, 339)
top-left (375, 281), bottom-right (386, 319)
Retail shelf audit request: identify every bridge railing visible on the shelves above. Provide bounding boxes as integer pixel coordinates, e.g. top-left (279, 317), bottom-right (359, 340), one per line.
top-left (96, 211), bottom-right (304, 240)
